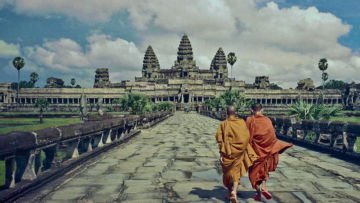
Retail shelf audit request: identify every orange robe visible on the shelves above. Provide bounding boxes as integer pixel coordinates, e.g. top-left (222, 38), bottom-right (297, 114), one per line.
top-left (215, 115), bottom-right (258, 190)
top-left (246, 114), bottom-right (293, 188)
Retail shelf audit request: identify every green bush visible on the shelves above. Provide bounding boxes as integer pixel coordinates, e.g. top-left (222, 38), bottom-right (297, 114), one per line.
top-left (204, 90), bottom-right (253, 111)
top-left (288, 100), bottom-right (342, 120)
top-left (113, 93), bottom-right (173, 115)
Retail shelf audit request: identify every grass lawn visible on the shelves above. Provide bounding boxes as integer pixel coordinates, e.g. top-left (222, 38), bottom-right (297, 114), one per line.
top-left (356, 139), bottom-right (360, 153)
top-left (0, 117), bottom-right (81, 135)
top-left (0, 161), bottom-right (4, 186)
top-left (329, 116), bottom-right (360, 123)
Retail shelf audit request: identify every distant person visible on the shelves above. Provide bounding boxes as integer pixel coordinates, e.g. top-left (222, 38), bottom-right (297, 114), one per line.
top-left (246, 103), bottom-right (293, 201)
top-left (215, 105), bottom-right (258, 203)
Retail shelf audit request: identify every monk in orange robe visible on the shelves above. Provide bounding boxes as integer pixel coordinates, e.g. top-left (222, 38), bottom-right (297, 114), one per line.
top-left (246, 103), bottom-right (293, 201)
top-left (215, 106), bottom-right (258, 203)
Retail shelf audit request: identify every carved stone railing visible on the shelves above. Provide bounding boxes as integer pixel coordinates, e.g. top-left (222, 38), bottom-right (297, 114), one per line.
top-left (0, 111), bottom-right (173, 201)
top-left (199, 110), bottom-right (360, 157)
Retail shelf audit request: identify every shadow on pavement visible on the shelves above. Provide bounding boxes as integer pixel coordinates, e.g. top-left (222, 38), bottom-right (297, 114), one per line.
top-left (190, 186), bottom-right (257, 201)
top-left (190, 186), bottom-right (227, 201)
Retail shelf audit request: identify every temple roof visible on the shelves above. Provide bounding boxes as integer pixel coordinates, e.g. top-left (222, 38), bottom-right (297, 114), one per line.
top-left (143, 45), bottom-right (160, 70)
top-left (177, 34), bottom-right (193, 62)
top-left (210, 48), bottom-right (227, 70)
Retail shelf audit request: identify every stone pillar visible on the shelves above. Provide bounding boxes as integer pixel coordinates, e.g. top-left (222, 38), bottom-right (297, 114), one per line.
top-left (22, 150), bottom-right (40, 181)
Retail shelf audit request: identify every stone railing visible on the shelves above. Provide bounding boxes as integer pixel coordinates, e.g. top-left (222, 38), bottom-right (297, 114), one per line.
top-left (0, 111), bottom-right (173, 201)
top-left (199, 110), bottom-right (360, 157)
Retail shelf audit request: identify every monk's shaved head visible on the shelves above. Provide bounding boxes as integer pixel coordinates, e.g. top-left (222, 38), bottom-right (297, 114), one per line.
top-left (227, 105), bottom-right (236, 116)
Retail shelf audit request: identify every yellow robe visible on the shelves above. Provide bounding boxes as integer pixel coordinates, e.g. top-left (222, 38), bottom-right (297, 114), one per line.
top-left (215, 115), bottom-right (258, 190)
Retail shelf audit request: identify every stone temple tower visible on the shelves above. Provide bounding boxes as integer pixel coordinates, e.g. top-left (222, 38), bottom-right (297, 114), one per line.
top-left (94, 68), bottom-right (111, 88)
top-left (142, 46), bottom-right (160, 79)
top-left (173, 34), bottom-right (197, 72)
top-left (210, 48), bottom-right (228, 79)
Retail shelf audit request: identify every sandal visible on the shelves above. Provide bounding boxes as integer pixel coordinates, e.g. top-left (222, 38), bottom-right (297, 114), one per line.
top-left (262, 190), bottom-right (272, 200)
top-left (253, 193), bottom-right (261, 201)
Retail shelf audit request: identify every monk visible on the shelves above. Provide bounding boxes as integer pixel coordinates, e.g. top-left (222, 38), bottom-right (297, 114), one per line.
top-left (215, 105), bottom-right (258, 203)
top-left (246, 103), bottom-right (293, 201)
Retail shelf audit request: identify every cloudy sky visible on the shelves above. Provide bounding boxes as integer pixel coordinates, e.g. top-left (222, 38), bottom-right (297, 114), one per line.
top-left (0, 0), bottom-right (359, 88)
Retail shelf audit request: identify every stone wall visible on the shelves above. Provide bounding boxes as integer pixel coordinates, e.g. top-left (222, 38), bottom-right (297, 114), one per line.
top-left (199, 110), bottom-right (360, 158)
top-left (0, 111), bottom-right (173, 201)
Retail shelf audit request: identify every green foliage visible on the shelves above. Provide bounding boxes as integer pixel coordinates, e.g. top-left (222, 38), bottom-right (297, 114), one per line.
top-left (227, 52), bottom-right (237, 66)
top-left (269, 83), bottom-right (282, 90)
top-left (289, 100), bottom-right (342, 120)
top-left (11, 81), bottom-right (34, 89)
top-left (318, 79), bottom-right (347, 90)
top-left (113, 93), bottom-right (174, 114)
top-left (30, 72), bottom-right (39, 84)
top-left (35, 98), bottom-right (49, 123)
top-left (12, 56), bottom-right (25, 70)
top-left (305, 131), bottom-right (317, 142)
top-left (71, 78), bottom-right (76, 86)
top-left (35, 98), bottom-right (49, 109)
top-left (156, 102), bottom-right (174, 111)
top-left (204, 90), bottom-right (253, 111)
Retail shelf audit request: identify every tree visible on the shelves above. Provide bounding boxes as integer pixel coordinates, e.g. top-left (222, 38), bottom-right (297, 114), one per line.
top-left (203, 90), bottom-right (253, 111)
top-left (35, 98), bottom-right (49, 123)
top-left (227, 52), bottom-right (237, 78)
top-left (12, 57), bottom-right (25, 103)
top-left (30, 72), bottom-right (39, 86)
top-left (269, 83), bottom-right (282, 90)
top-left (71, 78), bottom-right (76, 87)
top-left (319, 80), bottom-right (347, 90)
top-left (318, 58), bottom-right (329, 91)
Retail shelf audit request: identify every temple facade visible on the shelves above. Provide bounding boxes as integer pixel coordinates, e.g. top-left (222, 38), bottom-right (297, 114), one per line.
top-left (0, 34), bottom-right (347, 112)
top-left (136, 34), bottom-right (228, 82)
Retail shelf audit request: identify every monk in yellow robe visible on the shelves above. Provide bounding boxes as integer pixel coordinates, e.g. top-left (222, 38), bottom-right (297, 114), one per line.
top-left (215, 106), bottom-right (258, 203)
top-left (246, 103), bottom-right (293, 201)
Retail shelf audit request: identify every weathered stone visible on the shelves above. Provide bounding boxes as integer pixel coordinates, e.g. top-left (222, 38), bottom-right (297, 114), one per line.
top-left (296, 78), bottom-right (315, 91)
top-left (93, 68), bottom-right (111, 88)
top-left (17, 113), bottom-right (360, 203)
top-left (45, 77), bottom-right (64, 88)
top-left (254, 76), bottom-right (270, 89)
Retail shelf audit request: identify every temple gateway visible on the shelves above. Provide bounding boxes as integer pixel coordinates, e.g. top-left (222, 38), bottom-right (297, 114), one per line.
top-left (0, 34), bottom-right (346, 112)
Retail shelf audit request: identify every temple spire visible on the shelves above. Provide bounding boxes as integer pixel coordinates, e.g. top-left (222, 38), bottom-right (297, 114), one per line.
top-left (211, 48), bottom-right (228, 79)
top-left (210, 48), bottom-right (227, 70)
top-left (177, 34), bottom-right (193, 62)
top-left (143, 45), bottom-right (160, 70)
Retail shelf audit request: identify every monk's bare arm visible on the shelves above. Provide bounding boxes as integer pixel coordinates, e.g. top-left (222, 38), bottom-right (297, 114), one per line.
top-left (215, 123), bottom-right (224, 153)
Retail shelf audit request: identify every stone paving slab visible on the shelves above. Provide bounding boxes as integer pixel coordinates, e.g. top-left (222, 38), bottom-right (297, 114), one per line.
top-left (18, 112), bottom-right (360, 203)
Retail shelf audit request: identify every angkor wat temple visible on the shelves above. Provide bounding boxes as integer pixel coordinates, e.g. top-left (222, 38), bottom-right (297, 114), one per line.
top-left (1, 34), bottom-right (357, 112)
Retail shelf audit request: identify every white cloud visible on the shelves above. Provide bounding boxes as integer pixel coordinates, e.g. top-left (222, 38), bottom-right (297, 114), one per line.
top-left (3, 0), bottom-right (359, 87)
top-left (0, 40), bottom-right (20, 58)
top-left (25, 34), bottom-right (143, 83)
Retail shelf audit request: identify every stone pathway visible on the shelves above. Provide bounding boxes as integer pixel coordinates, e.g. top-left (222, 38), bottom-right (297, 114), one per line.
top-left (19, 112), bottom-right (360, 203)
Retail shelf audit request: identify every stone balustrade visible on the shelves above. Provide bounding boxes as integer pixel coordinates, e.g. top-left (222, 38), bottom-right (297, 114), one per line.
top-left (0, 111), bottom-right (173, 201)
top-left (199, 110), bottom-right (360, 156)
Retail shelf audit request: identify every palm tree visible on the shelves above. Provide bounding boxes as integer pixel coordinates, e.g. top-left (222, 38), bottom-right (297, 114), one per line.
top-left (12, 57), bottom-right (25, 103)
top-left (35, 98), bottom-right (49, 123)
top-left (71, 78), bottom-right (76, 87)
top-left (318, 58), bottom-right (329, 104)
top-left (318, 58), bottom-right (329, 90)
top-left (30, 72), bottom-right (39, 86)
top-left (227, 52), bottom-right (237, 78)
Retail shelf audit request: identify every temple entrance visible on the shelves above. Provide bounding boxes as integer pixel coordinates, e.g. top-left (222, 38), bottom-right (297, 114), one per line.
top-left (183, 94), bottom-right (189, 103)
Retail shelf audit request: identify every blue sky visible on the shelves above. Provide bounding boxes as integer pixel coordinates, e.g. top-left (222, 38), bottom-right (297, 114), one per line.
top-left (0, 0), bottom-right (359, 88)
